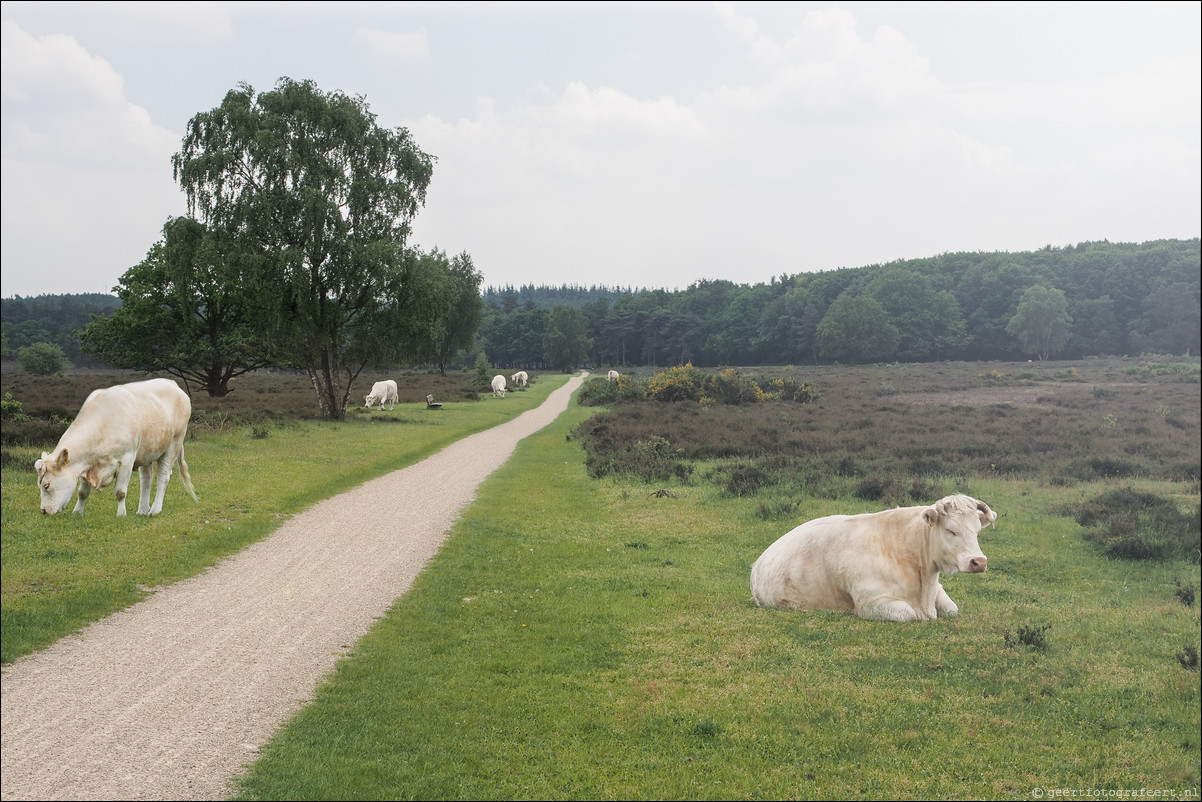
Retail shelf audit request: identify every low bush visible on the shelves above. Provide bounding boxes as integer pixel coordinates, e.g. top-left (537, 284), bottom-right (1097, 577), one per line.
top-left (1068, 487), bottom-right (1201, 563)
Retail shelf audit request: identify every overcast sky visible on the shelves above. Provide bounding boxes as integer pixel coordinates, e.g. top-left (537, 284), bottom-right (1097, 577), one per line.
top-left (2, 1), bottom-right (1199, 298)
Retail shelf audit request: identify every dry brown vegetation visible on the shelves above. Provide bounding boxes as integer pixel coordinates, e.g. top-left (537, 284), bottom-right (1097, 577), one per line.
top-left (573, 358), bottom-right (1201, 506)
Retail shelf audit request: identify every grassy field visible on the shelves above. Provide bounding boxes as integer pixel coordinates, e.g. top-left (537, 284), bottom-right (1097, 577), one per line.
top-left (231, 371), bottom-right (1199, 800)
top-left (2, 358), bottom-right (1199, 799)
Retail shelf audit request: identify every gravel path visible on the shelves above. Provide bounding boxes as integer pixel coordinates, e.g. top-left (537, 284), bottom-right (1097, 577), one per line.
top-left (1, 373), bottom-right (586, 801)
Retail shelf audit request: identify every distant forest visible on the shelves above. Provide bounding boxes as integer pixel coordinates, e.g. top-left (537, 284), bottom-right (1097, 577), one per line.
top-left (477, 239), bottom-right (1199, 367)
top-left (3, 239), bottom-right (1199, 370)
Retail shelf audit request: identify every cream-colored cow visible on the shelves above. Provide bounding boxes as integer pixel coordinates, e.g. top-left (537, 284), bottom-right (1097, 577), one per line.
top-left (35, 378), bottom-right (198, 517)
top-left (750, 495), bottom-right (996, 621)
top-left (364, 379), bottom-right (399, 411)
top-left (510, 371), bottom-right (529, 388)
top-left (491, 374), bottom-right (507, 397)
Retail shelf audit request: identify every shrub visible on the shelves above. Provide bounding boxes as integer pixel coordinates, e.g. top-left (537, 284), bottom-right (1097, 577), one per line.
top-left (645, 364), bottom-right (707, 403)
top-left (1070, 487), bottom-right (1201, 563)
top-left (17, 342), bottom-right (67, 376)
top-left (706, 368), bottom-right (760, 405)
top-left (1, 392), bottom-right (29, 423)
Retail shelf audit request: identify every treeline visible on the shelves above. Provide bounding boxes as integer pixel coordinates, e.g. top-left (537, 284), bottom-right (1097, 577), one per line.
top-left (1, 294), bottom-right (120, 367)
top-left (477, 239), bottom-right (1200, 368)
top-left (4, 239), bottom-right (1199, 375)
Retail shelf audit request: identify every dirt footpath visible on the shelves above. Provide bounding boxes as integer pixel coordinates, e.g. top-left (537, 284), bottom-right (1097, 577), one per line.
top-left (1, 373), bottom-right (586, 801)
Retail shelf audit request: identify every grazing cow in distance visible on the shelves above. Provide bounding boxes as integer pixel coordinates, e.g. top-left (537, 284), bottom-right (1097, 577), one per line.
top-left (750, 495), bottom-right (997, 622)
top-left (607, 370), bottom-right (619, 381)
top-left (35, 378), bottom-right (199, 517)
top-left (491, 374), bottom-right (507, 397)
top-left (364, 379), bottom-right (399, 411)
top-left (510, 370), bottom-right (529, 388)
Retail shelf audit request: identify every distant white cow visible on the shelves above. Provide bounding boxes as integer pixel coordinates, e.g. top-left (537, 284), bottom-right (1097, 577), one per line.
top-left (607, 370), bottom-right (620, 382)
top-left (750, 495), bottom-right (996, 622)
top-left (510, 371), bottom-right (529, 388)
top-left (35, 378), bottom-right (199, 517)
top-left (364, 379), bottom-right (398, 411)
top-left (491, 374), bottom-right (507, 397)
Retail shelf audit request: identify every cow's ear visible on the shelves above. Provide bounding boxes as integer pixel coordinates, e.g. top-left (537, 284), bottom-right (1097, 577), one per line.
top-left (977, 501), bottom-right (997, 529)
top-left (56, 449), bottom-right (70, 468)
top-left (923, 506), bottom-right (940, 527)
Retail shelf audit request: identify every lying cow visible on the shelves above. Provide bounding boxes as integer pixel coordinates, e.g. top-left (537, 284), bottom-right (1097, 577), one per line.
top-left (364, 379), bottom-right (398, 411)
top-left (750, 494), bottom-right (996, 621)
top-left (35, 378), bottom-right (199, 517)
top-left (491, 374), bottom-right (507, 397)
top-left (607, 370), bottom-right (620, 382)
top-left (510, 370), bottom-right (529, 388)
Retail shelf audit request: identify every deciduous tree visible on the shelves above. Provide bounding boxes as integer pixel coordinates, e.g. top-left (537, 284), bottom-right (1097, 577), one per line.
top-left (173, 77), bottom-right (437, 418)
top-left (1006, 284), bottom-right (1073, 362)
top-left (80, 217), bottom-right (280, 396)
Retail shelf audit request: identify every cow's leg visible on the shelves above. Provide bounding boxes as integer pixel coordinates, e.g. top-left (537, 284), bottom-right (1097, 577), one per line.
top-left (147, 457), bottom-right (175, 516)
top-left (113, 461), bottom-right (136, 517)
top-left (136, 463), bottom-right (156, 515)
top-left (935, 584), bottom-right (959, 618)
top-left (857, 597), bottom-right (923, 622)
top-left (72, 477), bottom-right (91, 515)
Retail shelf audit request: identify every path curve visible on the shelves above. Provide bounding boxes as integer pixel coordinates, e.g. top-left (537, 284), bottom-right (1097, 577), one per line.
top-left (1, 372), bottom-right (587, 801)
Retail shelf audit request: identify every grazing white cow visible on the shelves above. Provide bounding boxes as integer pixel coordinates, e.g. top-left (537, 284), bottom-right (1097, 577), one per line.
top-left (491, 374), bottom-right (507, 397)
top-left (35, 378), bottom-right (199, 517)
top-left (364, 379), bottom-right (398, 411)
top-left (607, 370), bottom-right (620, 381)
top-left (750, 495), bottom-right (997, 622)
top-left (510, 371), bottom-right (529, 388)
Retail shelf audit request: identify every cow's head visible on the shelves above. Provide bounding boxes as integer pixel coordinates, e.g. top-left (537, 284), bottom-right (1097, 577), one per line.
top-left (34, 448), bottom-right (78, 515)
top-left (922, 495), bottom-right (996, 574)
top-left (364, 395), bottom-right (375, 408)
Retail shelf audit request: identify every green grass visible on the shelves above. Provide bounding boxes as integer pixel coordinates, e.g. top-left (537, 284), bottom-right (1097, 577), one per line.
top-left (0, 377), bottom-right (566, 663)
top-left (232, 403), bottom-right (1200, 800)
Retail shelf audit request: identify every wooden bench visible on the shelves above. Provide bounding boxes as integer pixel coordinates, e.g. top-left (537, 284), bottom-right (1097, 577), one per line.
top-left (426, 394), bottom-right (443, 409)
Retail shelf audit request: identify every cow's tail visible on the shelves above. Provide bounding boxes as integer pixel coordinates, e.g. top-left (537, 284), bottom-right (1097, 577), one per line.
top-left (176, 444), bottom-right (199, 504)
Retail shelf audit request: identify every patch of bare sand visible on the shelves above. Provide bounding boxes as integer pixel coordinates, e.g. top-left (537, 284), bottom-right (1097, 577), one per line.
top-left (1, 373), bottom-right (586, 801)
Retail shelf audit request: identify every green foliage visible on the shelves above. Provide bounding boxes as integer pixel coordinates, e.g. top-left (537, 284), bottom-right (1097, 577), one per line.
top-left (173, 77), bottom-right (442, 418)
top-left (1068, 487), bottom-right (1201, 563)
top-left (17, 342), bottom-right (67, 375)
top-left (815, 294), bottom-right (900, 363)
top-left (472, 352), bottom-right (492, 387)
top-left (643, 363), bottom-right (708, 402)
top-left (1006, 284), bottom-right (1073, 361)
top-left (80, 217), bottom-right (282, 397)
top-left (576, 374), bottom-right (642, 406)
top-left (0, 293), bottom-right (119, 367)
top-left (1, 392), bottom-right (29, 422)
top-left (542, 305), bottom-right (591, 372)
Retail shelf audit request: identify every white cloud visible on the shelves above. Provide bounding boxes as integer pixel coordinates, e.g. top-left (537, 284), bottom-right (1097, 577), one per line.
top-left (1, 20), bottom-right (184, 297)
top-left (355, 27), bottom-right (429, 59)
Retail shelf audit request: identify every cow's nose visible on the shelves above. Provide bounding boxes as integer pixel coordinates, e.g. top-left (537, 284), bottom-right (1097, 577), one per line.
top-left (968, 556), bottom-right (987, 573)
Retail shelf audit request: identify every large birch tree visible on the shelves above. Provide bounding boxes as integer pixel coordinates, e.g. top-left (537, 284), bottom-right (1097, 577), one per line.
top-left (172, 77), bottom-right (437, 418)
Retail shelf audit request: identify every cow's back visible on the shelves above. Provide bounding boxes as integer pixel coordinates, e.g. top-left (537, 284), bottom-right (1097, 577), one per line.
top-left (76, 379), bottom-right (191, 463)
top-left (751, 508), bottom-right (926, 611)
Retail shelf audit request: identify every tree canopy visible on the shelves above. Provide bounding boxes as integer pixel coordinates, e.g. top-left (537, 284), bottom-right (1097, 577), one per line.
top-left (1006, 284), bottom-right (1073, 362)
top-left (80, 217), bottom-right (281, 396)
top-left (172, 77), bottom-right (439, 417)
